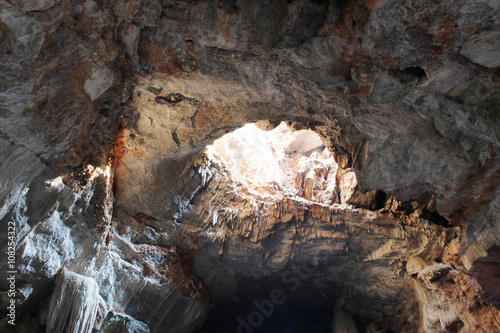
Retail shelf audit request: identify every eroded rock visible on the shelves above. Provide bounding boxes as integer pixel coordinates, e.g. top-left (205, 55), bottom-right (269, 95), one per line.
top-left (461, 30), bottom-right (500, 68)
top-left (99, 311), bottom-right (150, 333)
top-left (0, 0), bottom-right (499, 332)
top-left (332, 308), bottom-right (358, 333)
top-left (84, 66), bottom-right (114, 101)
top-left (47, 269), bottom-right (100, 333)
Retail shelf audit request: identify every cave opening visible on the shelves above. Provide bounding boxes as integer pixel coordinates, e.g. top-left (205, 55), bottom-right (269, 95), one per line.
top-left (187, 122), bottom-right (362, 332)
top-left (178, 120), bottom-right (455, 333)
top-left (204, 121), bottom-right (358, 207)
top-left (196, 265), bottom-right (340, 333)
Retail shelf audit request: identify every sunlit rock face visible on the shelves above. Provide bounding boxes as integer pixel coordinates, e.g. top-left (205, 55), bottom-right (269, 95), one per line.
top-left (211, 123), bottom-right (302, 189)
top-left (159, 144), bottom-right (496, 332)
top-left (0, 0), bottom-right (499, 332)
top-left (208, 122), bottom-right (357, 205)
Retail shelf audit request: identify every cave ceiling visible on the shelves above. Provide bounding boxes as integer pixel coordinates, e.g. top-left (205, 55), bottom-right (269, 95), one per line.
top-left (0, 0), bottom-right (499, 332)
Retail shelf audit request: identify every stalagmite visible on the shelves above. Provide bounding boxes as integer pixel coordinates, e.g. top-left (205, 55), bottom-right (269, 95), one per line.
top-left (46, 268), bottom-right (100, 333)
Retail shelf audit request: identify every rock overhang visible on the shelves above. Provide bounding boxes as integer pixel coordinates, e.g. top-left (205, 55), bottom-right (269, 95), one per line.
top-left (0, 0), bottom-right (499, 332)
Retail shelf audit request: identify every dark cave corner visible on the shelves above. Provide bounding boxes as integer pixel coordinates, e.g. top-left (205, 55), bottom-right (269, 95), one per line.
top-left (470, 246), bottom-right (500, 310)
top-left (389, 66), bottom-right (427, 84)
top-left (347, 188), bottom-right (451, 228)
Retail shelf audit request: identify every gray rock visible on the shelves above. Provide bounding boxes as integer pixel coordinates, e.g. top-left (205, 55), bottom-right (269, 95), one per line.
top-left (0, 4), bottom-right (45, 57)
top-left (133, 0), bottom-right (161, 28)
top-left (119, 22), bottom-right (141, 67)
top-left (461, 30), bottom-right (500, 68)
top-left (84, 66), bottom-right (114, 101)
top-left (154, 17), bottom-right (185, 49)
top-left (112, 0), bottom-right (141, 22)
top-left (46, 268), bottom-right (100, 333)
top-left (99, 311), bottom-right (150, 333)
top-left (0, 137), bottom-right (208, 333)
top-left (0, 0), bottom-right (499, 331)
top-left (12, 0), bottom-right (56, 12)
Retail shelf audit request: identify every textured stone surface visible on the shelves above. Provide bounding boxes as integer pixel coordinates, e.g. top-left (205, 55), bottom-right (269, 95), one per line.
top-left (47, 269), bottom-right (100, 333)
top-left (461, 31), bottom-right (500, 68)
top-left (332, 309), bottom-right (358, 333)
top-left (14, 0), bottom-right (56, 12)
top-left (84, 66), bottom-right (115, 101)
top-left (0, 0), bottom-right (499, 332)
top-left (0, 140), bottom-right (208, 333)
top-left (143, 150), bottom-right (498, 331)
top-left (99, 311), bottom-right (150, 333)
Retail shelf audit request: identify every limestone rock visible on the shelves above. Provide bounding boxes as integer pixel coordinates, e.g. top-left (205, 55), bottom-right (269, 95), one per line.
top-left (84, 66), bottom-right (114, 101)
top-left (0, 4), bottom-right (45, 57)
top-left (46, 268), bottom-right (100, 333)
top-left (99, 311), bottom-right (150, 333)
top-left (345, 188), bottom-right (386, 211)
top-left (406, 257), bottom-right (432, 276)
top-left (0, 0), bottom-right (499, 332)
top-left (112, 0), bottom-right (141, 22)
top-left (13, 0), bottom-right (56, 12)
top-left (167, 152), bottom-right (458, 331)
top-left (118, 22), bottom-right (141, 67)
top-left (418, 264), bottom-right (453, 284)
top-left (461, 31), bottom-right (500, 68)
top-left (94, 296), bottom-right (109, 332)
top-left (132, 0), bottom-right (161, 28)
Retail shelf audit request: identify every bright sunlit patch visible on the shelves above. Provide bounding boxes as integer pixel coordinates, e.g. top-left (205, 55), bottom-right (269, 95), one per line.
top-left (207, 122), bottom-right (357, 205)
top-left (45, 177), bottom-right (65, 191)
top-left (85, 165), bottom-right (112, 181)
top-left (209, 122), bottom-right (294, 185)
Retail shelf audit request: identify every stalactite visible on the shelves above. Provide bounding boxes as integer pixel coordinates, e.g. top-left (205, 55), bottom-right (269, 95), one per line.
top-left (46, 268), bottom-right (100, 333)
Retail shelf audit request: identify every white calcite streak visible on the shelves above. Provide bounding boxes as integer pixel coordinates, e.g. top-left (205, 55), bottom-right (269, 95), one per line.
top-left (46, 269), bottom-right (100, 333)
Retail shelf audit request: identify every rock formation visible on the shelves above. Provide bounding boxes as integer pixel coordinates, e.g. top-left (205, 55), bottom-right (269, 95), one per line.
top-left (46, 268), bottom-right (100, 333)
top-left (0, 0), bottom-right (499, 332)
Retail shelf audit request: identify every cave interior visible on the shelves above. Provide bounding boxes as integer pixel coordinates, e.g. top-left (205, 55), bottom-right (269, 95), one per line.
top-left (0, 0), bottom-right (499, 332)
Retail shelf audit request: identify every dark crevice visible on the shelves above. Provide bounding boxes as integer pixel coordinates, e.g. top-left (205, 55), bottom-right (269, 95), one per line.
top-left (310, 0), bottom-right (331, 4)
top-left (147, 86), bottom-right (163, 95)
top-left (395, 195), bottom-right (452, 228)
top-left (218, 0), bottom-right (239, 13)
top-left (445, 319), bottom-right (464, 333)
top-left (390, 66), bottom-right (427, 84)
top-left (331, 0), bottom-right (348, 22)
top-left (172, 130), bottom-right (181, 147)
top-left (470, 246), bottom-right (500, 309)
top-left (347, 189), bottom-right (452, 227)
top-left (155, 93), bottom-right (185, 105)
top-left (194, 262), bottom-right (340, 333)
top-left (346, 188), bottom-right (387, 211)
top-left (420, 210), bottom-right (452, 227)
top-left (374, 190), bottom-right (388, 210)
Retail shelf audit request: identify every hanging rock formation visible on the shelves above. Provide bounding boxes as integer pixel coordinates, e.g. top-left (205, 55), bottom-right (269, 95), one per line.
top-left (46, 269), bottom-right (100, 333)
top-left (0, 0), bottom-right (499, 332)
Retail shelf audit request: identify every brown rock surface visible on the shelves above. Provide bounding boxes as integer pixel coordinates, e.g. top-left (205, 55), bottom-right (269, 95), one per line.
top-left (0, 0), bottom-right (499, 332)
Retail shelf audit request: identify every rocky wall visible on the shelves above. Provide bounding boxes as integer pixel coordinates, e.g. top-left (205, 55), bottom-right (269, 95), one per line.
top-left (0, 0), bottom-right (499, 332)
